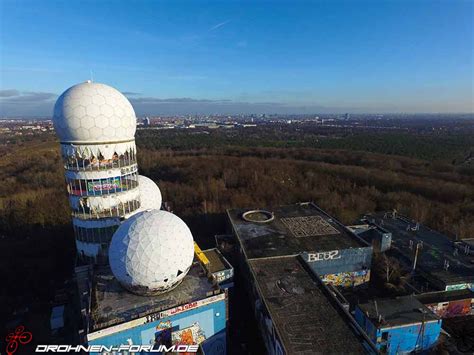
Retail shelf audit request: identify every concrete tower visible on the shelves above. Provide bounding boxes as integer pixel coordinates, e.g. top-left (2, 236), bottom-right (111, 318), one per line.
top-left (53, 81), bottom-right (144, 264)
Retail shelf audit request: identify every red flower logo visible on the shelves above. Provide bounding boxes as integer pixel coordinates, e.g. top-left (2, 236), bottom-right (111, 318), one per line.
top-left (5, 326), bottom-right (32, 355)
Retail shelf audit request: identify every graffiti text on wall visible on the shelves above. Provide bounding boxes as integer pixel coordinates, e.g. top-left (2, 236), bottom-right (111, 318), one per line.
top-left (307, 250), bottom-right (341, 262)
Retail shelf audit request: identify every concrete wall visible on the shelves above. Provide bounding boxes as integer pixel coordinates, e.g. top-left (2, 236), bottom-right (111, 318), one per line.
top-left (302, 247), bottom-right (372, 286)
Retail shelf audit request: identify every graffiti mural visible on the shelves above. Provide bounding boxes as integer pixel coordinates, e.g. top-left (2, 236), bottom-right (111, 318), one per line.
top-left (147, 320), bottom-right (173, 349)
top-left (446, 284), bottom-right (472, 291)
top-left (322, 270), bottom-right (370, 287)
top-left (426, 300), bottom-right (473, 318)
top-left (172, 322), bottom-right (206, 346)
top-left (87, 177), bottom-right (123, 193)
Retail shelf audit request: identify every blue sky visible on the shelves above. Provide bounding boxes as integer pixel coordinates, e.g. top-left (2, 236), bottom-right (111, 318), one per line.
top-left (0, 0), bottom-right (472, 116)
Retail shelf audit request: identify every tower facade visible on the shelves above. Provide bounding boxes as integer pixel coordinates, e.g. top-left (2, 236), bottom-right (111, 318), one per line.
top-left (53, 81), bottom-right (143, 264)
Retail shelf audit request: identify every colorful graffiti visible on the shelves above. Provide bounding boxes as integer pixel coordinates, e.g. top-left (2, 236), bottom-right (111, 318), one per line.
top-left (150, 320), bottom-right (172, 349)
top-left (426, 300), bottom-right (473, 318)
top-left (322, 270), bottom-right (370, 287)
top-left (156, 321), bottom-right (172, 331)
top-left (172, 322), bottom-right (206, 346)
top-left (445, 283), bottom-right (472, 291)
top-left (87, 177), bottom-right (123, 193)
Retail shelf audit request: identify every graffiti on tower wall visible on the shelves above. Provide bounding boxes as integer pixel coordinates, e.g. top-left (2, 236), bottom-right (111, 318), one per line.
top-left (87, 177), bottom-right (124, 193)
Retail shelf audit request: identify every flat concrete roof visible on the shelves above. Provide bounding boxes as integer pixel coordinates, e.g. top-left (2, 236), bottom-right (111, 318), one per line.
top-left (203, 248), bottom-right (230, 274)
top-left (91, 262), bottom-right (221, 331)
top-left (228, 202), bottom-right (368, 260)
top-left (249, 256), bottom-right (366, 354)
top-left (364, 213), bottom-right (474, 287)
top-left (358, 296), bottom-right (439, 328)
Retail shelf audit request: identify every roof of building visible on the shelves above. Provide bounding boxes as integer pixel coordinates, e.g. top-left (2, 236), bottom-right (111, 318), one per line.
top-left (203, 248), bottom-right (232, 274)
top-left (358, 296), bottom-right (440, 328)
top-left (227, 202), bottom-right (369, 260)
top-left (90, 262), bottom-right (221, 331)
top-left (416, 289), bottom-right (474, 305)
top-left (358, 228), bottom-right (391, 241)
top-left (363, 213), bottom-right (474, 288)
top-left (249, 255), bottom-right (366, 354)
top-left (348, 224), bottom-right (392, 237)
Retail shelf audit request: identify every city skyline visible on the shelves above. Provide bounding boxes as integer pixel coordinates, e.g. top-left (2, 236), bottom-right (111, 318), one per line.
top-left (1, 0), bottom-right (473, 116)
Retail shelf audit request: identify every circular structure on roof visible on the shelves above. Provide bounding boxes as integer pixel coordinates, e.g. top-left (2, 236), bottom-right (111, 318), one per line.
top-left (108, 210), bottom-right (194, 296)
top-left (242, 210), bottom-right (274, 223)
top-left (138, 175), bottom-right (162, 211)
top-left (52, 81), bottom-right (137, 143)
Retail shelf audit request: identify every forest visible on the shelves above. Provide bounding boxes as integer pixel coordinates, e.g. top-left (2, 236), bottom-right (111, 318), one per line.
top-left (0, 124), bottom-right (473, 340)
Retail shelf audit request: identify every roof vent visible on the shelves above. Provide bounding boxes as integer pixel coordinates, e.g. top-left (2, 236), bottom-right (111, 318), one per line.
top-left (242, 210), bottom-right (274, 223)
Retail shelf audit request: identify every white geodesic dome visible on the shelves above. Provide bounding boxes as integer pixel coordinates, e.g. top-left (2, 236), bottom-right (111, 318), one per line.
top-left (52, 81), bottom-right (137, 143)
top-left (138, 175), bottom-right (162, 211)
top-left (109, 210), bottom-right (195, 295)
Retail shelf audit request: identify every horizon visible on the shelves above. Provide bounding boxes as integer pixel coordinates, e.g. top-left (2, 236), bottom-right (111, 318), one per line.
top-left (1, 0), bottom-right (473, 116)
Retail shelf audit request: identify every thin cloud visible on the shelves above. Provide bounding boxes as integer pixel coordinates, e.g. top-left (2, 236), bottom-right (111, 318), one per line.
top-left (0, 89), bottom-right (20, 97)
top-left (0, 90), bottom-right (57, 117)
top-left (130, 97), bottom-right (232, 104)
top-left (209, 20), bottom-right (231, 31)
top-left (0, 90), bottom-right (57, 103)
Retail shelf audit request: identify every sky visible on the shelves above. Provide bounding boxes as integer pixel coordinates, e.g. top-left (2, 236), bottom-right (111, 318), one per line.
top-left (0, 0), bottom-right (472, 116)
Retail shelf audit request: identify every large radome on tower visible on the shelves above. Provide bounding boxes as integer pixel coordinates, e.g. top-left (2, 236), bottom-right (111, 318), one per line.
top-left (52, 81), bottom-right (136, 143)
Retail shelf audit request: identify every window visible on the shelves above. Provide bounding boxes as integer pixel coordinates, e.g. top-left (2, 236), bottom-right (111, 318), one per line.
top-left (74, 225), bottom-right (119, 243)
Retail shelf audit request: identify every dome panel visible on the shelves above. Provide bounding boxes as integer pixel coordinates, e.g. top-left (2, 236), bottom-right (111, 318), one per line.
top-left (86, 104), bottom-right (101, 117)
top-left (73, 106), bottom-right (86, 118)
top-left (88, 126), bottom-right (103, 139)
top-left (95, 116), bottom-right (109, 129)
top-left (92, 94), bottom-right (106, 105)
top-left (101, 104), bottom-right (114, 118)
top-left (81, 116), bottom-right (95, 129)
top-left (76, 127), bottom-right (91, 140)
top-left (104, 127), bottom-right (116, 138)
top-left (106, 95), bottom-right (117, 106)
top-left (114, 106), bottom-right (124, 117)
top-left (52, 81), bottom-right (137, 143)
